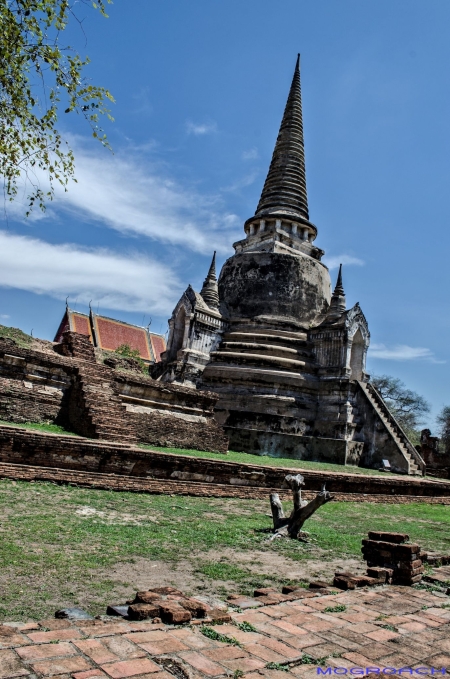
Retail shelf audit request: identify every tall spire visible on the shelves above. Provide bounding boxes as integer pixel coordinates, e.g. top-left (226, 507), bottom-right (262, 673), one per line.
top-left (200, 252), bottom-right (219, 309)
top-left (327, 264), bottom-right (346, 321)
top-left (255, 54), bottom-right (310, 223)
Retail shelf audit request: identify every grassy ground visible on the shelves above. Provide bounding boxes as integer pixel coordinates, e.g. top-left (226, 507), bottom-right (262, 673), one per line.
top-left (0, 324), bottom-right (32, 348)
top-left (0, 478), bottom-right (449, 621)
top-left (0, 420), bottom-right (79, 436)
top-left (142, 445), bottom-right (399, 476)
top-left (0, 419), bottom-right (399, 475)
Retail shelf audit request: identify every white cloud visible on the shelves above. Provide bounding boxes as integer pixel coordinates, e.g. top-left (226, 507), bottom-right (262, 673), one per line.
top-left (323, 254), bottom-right (365, 270)
top-left (0, 314), bottom-right (10, 319)
top-left (0, 231), bottom-right (183, 315)
top-left (6, 140), bottom-right (241, 256)
top-left (242, 148), bottom-right (259, 161)
top-left (185, 121), bottom-right (217, 136)
top-left (370, 343), bottom-right (444, 363)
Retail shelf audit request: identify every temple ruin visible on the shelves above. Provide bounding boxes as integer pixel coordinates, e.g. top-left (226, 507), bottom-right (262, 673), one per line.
top-left (158, 55), bottom-right (425, 476)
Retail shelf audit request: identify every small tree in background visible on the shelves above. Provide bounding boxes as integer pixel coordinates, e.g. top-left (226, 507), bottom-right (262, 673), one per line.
top-left (371, 374), bottom-right (430, 445)
top-left (436, 406), bottom-right (450, 455)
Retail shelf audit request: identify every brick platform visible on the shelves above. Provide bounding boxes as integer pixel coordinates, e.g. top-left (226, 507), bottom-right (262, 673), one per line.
top-left (2, 460), bottom-right (450, 504)
top-left (1, 424), bottom-right (450, 503)
top-left (1, 586), bottom-right (450, 677)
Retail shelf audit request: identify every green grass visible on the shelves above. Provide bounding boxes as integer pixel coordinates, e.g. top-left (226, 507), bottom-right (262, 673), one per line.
top-left (141, 444), bottom-right (400, 476)
top-left (0, 324), bottom-right (32, 348)
top-left (0, 420), bottom-right (79, 436)
top-left (200, 626), bottom-right (241, 646)
top-left (0, 479), bottom-right (449, 621)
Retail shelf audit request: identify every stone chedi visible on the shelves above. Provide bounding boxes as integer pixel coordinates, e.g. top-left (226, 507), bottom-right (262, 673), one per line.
top-left (159, 56), bottom-right (425, 475)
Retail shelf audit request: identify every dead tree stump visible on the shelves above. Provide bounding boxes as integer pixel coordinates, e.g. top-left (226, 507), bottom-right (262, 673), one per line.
top-left (269, 474), bottom-right (333, 540)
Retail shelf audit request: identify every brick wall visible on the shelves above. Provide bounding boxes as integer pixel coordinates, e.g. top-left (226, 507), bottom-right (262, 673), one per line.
top-left (0, 335), bottom-right (228, 453)
top-left (0, 425), bottom-right (449, 499)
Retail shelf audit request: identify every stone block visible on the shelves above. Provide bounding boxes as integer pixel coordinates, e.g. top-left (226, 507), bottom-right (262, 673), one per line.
top-left (333, 575), bottom-right (356, 590)
top-left (179, 598), bottom-right (210, 618)
top-left (392, 573), bottom-right (423, 585)
top-left (368, 531), bottom-right (409, 543)
top-left (55, 607), bottom-right (93, 620)
top-left (254, 587), bottom-right (277, 597)
top-left (309, 581), bottom-right (330, 589)
top-left (209, 609), bottom-right (232, 623)
top-left (133, 591), bottom-right (161, 604)
top-left (158, 603), bottom-right (191, 624)
top-left (127, 603), bottom-right (161, 621)
top-left (149, 586), bottom-right (184, 596)
top-left (106, 606), bottom-right (129, 618)
top-left (366, 567), bottom-right (394, 583)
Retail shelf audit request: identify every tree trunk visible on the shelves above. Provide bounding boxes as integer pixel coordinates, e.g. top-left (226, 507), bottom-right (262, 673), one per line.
top-left (269, 474), bottom-right (333, 540)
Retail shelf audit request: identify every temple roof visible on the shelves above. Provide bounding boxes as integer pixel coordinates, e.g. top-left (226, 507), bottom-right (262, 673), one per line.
top-left (255, 55), bottom-right (311, 224)
top-left (54, 308), bottom-right (166, 363)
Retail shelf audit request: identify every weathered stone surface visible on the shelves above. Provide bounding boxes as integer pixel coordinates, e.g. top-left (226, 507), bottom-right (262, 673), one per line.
top-left (158, 603), bottom-right (191, 625)
top-left (55, 608), bottom-right (93, 620)
top-left (127, 603), bottom-right (161, 621)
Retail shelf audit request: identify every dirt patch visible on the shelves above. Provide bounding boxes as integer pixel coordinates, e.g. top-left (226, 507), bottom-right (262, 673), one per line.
top-left (104, 547), bottom-right (366, 604)
top-left (74, 505), bottom-right (158, 525)
top-left (200, 547), bottom-right (366, 582)
top-left (104, 558), bottom-right (208, 601)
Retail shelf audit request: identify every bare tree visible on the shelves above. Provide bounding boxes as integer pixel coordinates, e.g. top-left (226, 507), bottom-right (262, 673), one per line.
top-left (269, 474), bottom-right (333, 540)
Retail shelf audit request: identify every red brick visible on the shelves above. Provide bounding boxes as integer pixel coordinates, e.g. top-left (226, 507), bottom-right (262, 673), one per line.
top-left (128, 603), bottom-right (161, 621)
top-left (219, 657), bottom-right (266, 672)
top-left (73, 671), bottom-right (109, 679)
top-left (74, 639), bottom-right (119, 664)
top-left (271, 619), bottom-right (308, 636)
top-left (244, 642), bottom-right (287, 663)
top-left (281, 633), bottom-right (324, 650)
top-left (101, 635), bottom-right (147, 659)
top-left (0, 632), bottom-right (31, 647)
top-left (158, 603), bottom-right (191, 625)
top-left (365, 628), bottom-right (400, 642)
top-left (179, 650), bottom-right (227, 675)
top-left (26, 628), bottom-right (83, 643)
top-left (17, 641), bottom-right (75, 660)
top-left (88, 623), bottom-right (131, 637)
top-left (124, 631), bottom-right (168, 644)
top-left (259, 637), bottom-right (300, 659)
top-left (203, 646), bottom-right (247, 661)
top-left (101, 658), bottom-right (160, 678)
top-left (0, 648), bottom-right (30, 678)
top-left (138, 637), bottom-right (189, 654)
top-left (32, 656), bottom-right (92, 676)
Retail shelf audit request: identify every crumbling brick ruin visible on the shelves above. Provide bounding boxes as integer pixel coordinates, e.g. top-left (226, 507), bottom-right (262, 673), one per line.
top-left (0, 332), bottom-right (228, 453)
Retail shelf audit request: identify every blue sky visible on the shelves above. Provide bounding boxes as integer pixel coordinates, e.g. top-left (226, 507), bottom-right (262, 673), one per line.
top-left (1, 0), bottom-right (449, 429)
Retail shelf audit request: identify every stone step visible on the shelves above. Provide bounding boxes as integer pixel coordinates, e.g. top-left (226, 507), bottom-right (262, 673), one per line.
top-left (203, 363), bottom-right (317, 388)
top-left (220, 341), bottom-right (313, 361)
top-left (223, 331), bottom-right (308, 347)
top-left (209, 350), bottom-right (312, 371)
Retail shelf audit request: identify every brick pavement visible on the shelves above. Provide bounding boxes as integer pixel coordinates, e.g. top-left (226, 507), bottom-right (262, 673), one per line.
top-left (1, 586), bottom-right (449, 678)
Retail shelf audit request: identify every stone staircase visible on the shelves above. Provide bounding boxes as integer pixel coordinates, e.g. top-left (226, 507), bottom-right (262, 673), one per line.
top-left (71, 362), bottom-right (137, 445)
top-left (204, 328), bottom-right (317, 387)
top-left (357, 380), bottom-right (425, 476)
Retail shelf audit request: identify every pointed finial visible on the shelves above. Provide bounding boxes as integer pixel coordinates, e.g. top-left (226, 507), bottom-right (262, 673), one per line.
top-left (327, 264), bottom-right (346, 320)
top-left (207, 251), bottom-right (217, 278)
top-left (255, 54), bottom-right (310, 223)
top-left (334, 264), bottom-right (344, 296)
top-left (65, 296), bottom-right (69, 311)
top-left (200, 252), bottom-right (219, 309)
